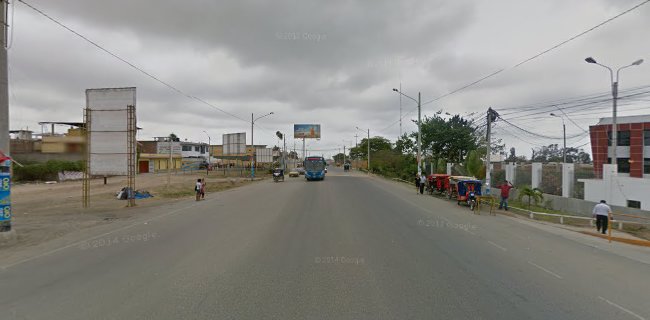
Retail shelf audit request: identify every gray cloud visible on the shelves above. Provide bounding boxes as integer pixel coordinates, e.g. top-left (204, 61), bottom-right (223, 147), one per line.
top-left (8, 0), bottom-right (650, 157)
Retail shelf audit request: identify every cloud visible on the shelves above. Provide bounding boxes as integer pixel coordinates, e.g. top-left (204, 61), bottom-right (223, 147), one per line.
top-left (8, 0), bottom-right (650, 157)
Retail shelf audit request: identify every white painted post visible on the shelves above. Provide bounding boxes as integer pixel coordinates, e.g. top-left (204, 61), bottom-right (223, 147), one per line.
top-left (531, 163), bottom-right (542, 189)
top-left (446, 163), bottom-right (452, 175)
top-left (560, 216), bottom-right (564, 224)
top-left (562, 163), bottom-right (574, 198)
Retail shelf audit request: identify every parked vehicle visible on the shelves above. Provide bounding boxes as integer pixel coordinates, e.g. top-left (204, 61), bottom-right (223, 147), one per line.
top-left (288, 169), bottom-right (300, 177)
top-left (343, 163), bottom-right (351, 171)
top-left (430, 174), bottom-right (450, 194)
top-left (447, 176), bottom-right (476, 199)
top-left (456, 179), bottom-right (482, 210)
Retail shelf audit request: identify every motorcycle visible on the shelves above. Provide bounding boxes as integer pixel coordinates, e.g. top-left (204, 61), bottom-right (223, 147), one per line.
top-left (273, 169), bottom-right (284, 182)
top-left (468, 191), bottom-right (477, 211)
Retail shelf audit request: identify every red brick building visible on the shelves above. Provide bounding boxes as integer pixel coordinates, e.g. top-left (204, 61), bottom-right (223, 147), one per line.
top-left (589, 115), bottom-right (650, 179)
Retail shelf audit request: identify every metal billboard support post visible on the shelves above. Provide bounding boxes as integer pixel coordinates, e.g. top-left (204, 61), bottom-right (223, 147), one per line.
top-left (127, 105), bottom-right (136, 207)
top-left (82, 108), bottom-right (90, 208)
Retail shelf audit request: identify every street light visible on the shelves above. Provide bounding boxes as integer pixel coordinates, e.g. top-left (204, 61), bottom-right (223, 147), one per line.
top-left (549, 113), bottom-right (566, 163)
top-left (202, 130), bottom-right (211, 174)
top-left (251, 112), bottom-right (274, 180)
top-left (356, 126), bottom-right (370, 174)
top-left (392, 88), bottom-right (422, 175)
top-left (585, 56), bottom-right (644, 167)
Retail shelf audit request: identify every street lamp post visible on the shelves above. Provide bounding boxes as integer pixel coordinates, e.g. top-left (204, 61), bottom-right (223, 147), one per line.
top-left (549, 113), bottom-right (566, 163)
top-left (251, 112), bottom-right (274, 180)
top-left (393, 88), bottom-right (422, 175)
top-left (202, 130), bottom-right (211, 175)
top-left (585, 57), bottom-right (644, 167)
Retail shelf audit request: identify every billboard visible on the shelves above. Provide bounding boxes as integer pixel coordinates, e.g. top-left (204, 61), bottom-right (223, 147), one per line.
top-left (294, 124), bottom-right (321, 139)
top-left (86, 87), bottom-right (136, 176)
top-left (255, 148), bottom-right (273, 163)
top-left (223, 132), bottom-right (247, 155)
top-left (156, 141), bottom-right (182, 154)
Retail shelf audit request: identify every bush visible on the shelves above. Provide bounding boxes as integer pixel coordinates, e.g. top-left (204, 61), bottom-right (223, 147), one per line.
top-left (13, 160), bottom-right (84, 181)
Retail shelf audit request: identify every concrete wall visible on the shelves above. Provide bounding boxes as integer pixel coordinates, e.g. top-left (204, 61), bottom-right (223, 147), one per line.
top-left (492, 187), bottom-right (650, 219)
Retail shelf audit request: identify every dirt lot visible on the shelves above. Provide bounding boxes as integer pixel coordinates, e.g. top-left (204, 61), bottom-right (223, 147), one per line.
top-left (3, 172), bottom-right (263, 250)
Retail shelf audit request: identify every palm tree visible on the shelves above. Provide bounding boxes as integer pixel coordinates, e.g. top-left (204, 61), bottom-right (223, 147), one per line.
top-left (517, 185), bottom-right (543, 210)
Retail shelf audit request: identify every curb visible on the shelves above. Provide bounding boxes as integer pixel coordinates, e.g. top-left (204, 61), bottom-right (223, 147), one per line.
top-left (0, 229), bottom-right (18, 246)
top-left (578, 231), bottom-right (650, 247)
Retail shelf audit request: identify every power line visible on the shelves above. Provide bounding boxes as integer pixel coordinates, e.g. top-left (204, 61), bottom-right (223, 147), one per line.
top-left (389, 0), bottom-right (650, 126)
top-left (17, 0), bottom-right (248, 123)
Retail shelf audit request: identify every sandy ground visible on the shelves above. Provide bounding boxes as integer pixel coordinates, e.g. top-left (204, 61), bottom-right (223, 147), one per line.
top-left (3, 171), bottom-right (265, 250)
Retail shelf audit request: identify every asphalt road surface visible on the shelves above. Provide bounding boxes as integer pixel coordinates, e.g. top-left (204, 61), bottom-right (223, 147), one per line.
top-left (2, 167), bottom-right (650, 320)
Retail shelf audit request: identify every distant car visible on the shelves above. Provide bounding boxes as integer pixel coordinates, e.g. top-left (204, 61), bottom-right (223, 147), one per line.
top-left (297, 167), bottom-right (305, 175)
top-left (289, 169), bottom-right (300, 177)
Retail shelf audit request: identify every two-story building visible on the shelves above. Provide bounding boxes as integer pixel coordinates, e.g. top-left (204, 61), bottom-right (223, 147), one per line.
top-left (582, 115), bottom-right (650, 210)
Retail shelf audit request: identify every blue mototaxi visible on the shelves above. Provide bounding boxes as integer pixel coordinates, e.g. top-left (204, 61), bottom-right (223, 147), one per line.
top-left (456, 180), bottom-right (482, 207)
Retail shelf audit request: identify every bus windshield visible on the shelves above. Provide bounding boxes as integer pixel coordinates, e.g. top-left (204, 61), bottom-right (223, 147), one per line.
top-left (304, 157), bottom-right (325, 172)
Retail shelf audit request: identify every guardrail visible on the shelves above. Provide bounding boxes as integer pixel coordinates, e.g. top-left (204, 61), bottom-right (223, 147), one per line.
top-left (506, 205), bottom-right (650, 229)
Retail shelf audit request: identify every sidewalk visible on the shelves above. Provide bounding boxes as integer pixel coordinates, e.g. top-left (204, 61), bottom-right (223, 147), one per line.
top-left (493, 206), bottom-right (650, 247)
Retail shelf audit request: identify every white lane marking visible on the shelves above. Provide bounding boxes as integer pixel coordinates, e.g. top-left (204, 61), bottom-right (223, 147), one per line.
top-left (488, 240), bottom-right (507, 251)
top-left (527, 261), bottom-right (563, 279)
top-left (598, 297), bottom-right (646, 320)
top-left (1, 200), bottom-right (206, 270)
top-left (462, 228), bottom-right (476, 235)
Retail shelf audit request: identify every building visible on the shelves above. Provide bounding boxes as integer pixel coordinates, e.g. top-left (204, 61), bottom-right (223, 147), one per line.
top-left (582, 115), bottom-right (650, 210)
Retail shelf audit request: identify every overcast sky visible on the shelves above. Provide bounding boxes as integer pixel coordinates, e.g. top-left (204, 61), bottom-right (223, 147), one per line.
top-left (8, 0), bottom-right (650, 158)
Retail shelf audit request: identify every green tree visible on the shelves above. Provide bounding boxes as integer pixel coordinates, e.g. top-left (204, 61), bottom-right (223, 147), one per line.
top-left (350, 136), bottom-right (392, 160)
top-left (416, 112), bottom-right (481, 163)
top-left (464, 149), bottom-right (485, 179)
top-left (333, 153), bottom-right (345, 163)
top-left (395, 133), bottom-right (415, 155)
top-left (517, 186), bottom-right (544, 210)
top-left (169, 133), bottom-right (180, 142)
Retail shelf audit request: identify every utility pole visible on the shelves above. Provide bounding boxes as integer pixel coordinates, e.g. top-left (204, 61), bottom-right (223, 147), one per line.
top-left (485, 108), bottom-right (498, 196)
top-left (399, 82), bottom-right (402, 137)
top-left (0, 0), bottom-right (9, 156)
top-left (343, 145), bottom-right (346, 166)
top-left (251, 113), bottom-right (254, 181)
top-left (417, 92), bottom-right (421, 175)
top-left (367, 129), bottom-right (370, 174)
top-left (354, 134), bottom-right (358, 147)
top-left (562, 122), bottom-right (566, 163)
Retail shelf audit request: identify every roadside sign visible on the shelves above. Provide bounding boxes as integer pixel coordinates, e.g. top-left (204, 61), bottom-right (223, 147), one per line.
top-left (0, 160), bottom-right (11, 224)
top-left (294, 124), bottom-right (321, 139)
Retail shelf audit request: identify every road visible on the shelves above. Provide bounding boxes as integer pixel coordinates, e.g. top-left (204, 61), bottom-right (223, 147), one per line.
top-left (1, 167), bottom-right (650, 319)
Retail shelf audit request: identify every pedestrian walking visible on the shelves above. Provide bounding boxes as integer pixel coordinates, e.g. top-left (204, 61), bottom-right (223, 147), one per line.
top-left (419, 173), bottom-right (426, 195)
top-left (592, 200), bottom-right (612, 234)
top-left (201, 178), bottom-right (206, 200)
top-left (497, 180), bottom-right (514, 210)
top-left (415, 173), bottom-right (420, 194)
top-left (195, 178), bottom-right (202, 201)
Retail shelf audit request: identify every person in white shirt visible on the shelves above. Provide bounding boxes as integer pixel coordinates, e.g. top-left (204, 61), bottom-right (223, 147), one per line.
top-left (592, 200), bottom-right (612, 234)
top-left (419, 174), bottom-right (426, 195)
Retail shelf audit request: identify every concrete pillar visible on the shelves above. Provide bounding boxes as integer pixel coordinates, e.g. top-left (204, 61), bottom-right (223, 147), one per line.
top-left (602, 164), bottom-right (618, 205)
top-left (531, 163), bottom-right (542, 188)
top-left (446, 163), bottom-right (452, 175)
top-left (505, 163), bottom-right (517, 184)
top-left (562, 163), bottom-right (575, 198)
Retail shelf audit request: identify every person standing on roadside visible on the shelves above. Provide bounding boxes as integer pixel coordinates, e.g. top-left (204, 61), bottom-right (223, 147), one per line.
top-left (195, 178), bottom-right (202, 201)
top-left (497, 180), bottom-right (514, 210)
top-left (201, 178), bottom-right (206, 200)
top-left (419, 173), bottom-right (426, 195)
top-left (592, 200), bottom-right (612, 234)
